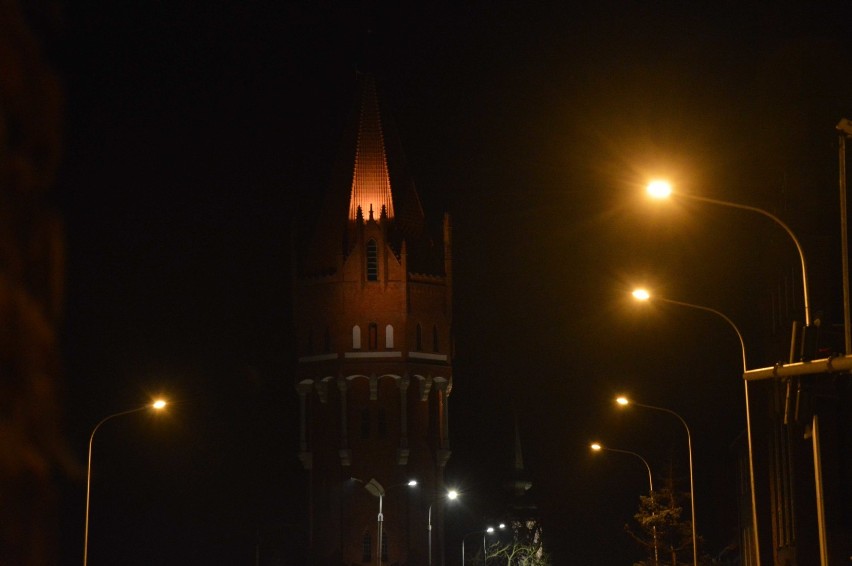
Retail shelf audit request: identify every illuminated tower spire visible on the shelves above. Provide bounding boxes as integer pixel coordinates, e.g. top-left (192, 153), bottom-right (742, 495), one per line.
top-left (293, 73), bottom-right (453, 565)
top-left (348, 76), bottom-right (394, 222)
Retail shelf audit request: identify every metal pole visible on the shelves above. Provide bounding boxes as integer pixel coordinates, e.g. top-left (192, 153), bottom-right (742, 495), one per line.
top-left (812, 415), bottom-right (829, 566)
top-left (838, 122), bottom-right (851, 354)
top-left (377, 493), bottom-right (383, 566)
top-left (655, 297), bottom-right (761, 566)
top-left (461, 530), bottom-right (482, 566)
top-left (682, 193), bottom-right (811, 326)
top-left (427, 504), bottom-right (432, 566)
top-left (599, 446), bottom-right (658, 565)
top-left (83, 406), bottom-right (149, 566)
top-left (630, 401), bottom-right (698, 566)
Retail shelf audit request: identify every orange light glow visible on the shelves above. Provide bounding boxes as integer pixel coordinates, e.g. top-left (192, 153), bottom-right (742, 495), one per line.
top-left (647, 180), bottom-right (672, 199)
top-left (348, 79), bottom-right (395, 222)
top-left (632, 289), bottom-right (651, 301)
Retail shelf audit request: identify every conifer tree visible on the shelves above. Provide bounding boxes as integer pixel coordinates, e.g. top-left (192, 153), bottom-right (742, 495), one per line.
top-left (624, 473), bottom-right (702, 566)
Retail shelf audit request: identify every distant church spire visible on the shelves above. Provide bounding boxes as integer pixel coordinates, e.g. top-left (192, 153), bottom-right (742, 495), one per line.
top-left (507, 411), bottom-right (533, 497)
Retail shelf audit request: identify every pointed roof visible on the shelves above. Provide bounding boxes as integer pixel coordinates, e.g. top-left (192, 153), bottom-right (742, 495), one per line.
top-left (348, 77), bottom-right (394, 222)
top-left (298, 74), bottom-right (440, 277)
top-left (507, 413), bottom-right (533, 497)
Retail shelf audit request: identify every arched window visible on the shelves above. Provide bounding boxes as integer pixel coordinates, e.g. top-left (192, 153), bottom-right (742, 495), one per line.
top-left (385, 324), bottom-right (394, 349)
top-left (362, 531), bottom-right (372, 562)
top-left (352, 325), bottom-right (361, 350)
top-left (432, 325), bottom-right (439, 352)
top-left (415, 324), bottom-right (423, 351)
top-left (368, 323), bottom-right (378, 350)
top-left (366, 239), bottom-right (378, 281)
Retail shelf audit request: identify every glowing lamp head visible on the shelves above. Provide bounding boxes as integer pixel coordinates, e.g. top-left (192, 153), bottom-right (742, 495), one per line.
top-left (590, 443), bottom-right (602, 451)
top-left (152, 399), bottom-right (167, 410)
top-left (632, 289), bottom-right (651, 301)
top-left (447, 489), bottom-right (459, 500)
top-left (616, 396), bottom-right (630, 406)
top-left (486, 526), bottom-right (495, 534)
top-left (407, 479), bottom-right (418, 487)
top-left (647, 180), bottom-right (673, 199)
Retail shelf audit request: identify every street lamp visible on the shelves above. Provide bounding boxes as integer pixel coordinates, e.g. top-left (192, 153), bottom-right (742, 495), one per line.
top-left (484, 524), bottom-right (505, 564)
top-left (616, 396), bottom-right (697, 566)
top-left (645, 180), bottom-right (811, 326)
top-left (83, 399), bottom-right (167, 566)
top-left (591, 442), bottom-right (658, 565)
top-left (632, 288), bottom-right (761, 565)
top-left (461, 524), bottom-right (504, 566)
top-left (427, 489), bottom-right (458, 566)
top-left (646, 180), bottom-right (836, 565)
top-left (351, 477), bottom-right (416, 566)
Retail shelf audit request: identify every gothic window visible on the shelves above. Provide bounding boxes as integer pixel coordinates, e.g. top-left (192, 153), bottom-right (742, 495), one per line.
top-left (361, 408), bottom-right (370, 439)
top-left (432, 325), bottom-right (439, 352)
top-left (415, 324), bottom-right (422, 351)
top-left (369, 323), bottom-right (378, 350)
top-left (353, 325), bottom-right (361, 350)
top-left (377, 408), bottom-right (387, 438)
top-left (366, 239), bottom-right (378, 281)
top-left (362, 531), bottom-right (371, 562)
top-left (385, 324), bottom-right (394, 349)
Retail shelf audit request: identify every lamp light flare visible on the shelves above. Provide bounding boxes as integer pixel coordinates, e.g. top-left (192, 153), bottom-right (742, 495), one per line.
top-left (632, 289), bottom-right (651, 301)
top-left (486, 527), bottom-right (494, 533)
top-left (590, 443), bottom-right (602, 451)
top-left (152, 399), bottom-right (167, 410)
top-left (616, 396), bottom-right (629, 406)
top-left (447, 489), bottom-right (459, 500)
top-left (647, 180), bottom-right (672, 199)
top-left (407, 479), bottom-right (418, 487)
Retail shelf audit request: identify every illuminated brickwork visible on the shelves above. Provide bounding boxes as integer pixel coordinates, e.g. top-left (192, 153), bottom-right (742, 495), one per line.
top-left (294, 74), bottom-right (453, 565)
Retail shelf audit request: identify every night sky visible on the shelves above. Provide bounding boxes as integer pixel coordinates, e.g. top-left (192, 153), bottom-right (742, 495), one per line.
top-left (52, 3), bottom-right (852, 564)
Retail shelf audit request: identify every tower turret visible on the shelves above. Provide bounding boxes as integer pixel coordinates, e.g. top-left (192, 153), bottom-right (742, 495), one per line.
top-left (293, 73), bottom-right (453, 565)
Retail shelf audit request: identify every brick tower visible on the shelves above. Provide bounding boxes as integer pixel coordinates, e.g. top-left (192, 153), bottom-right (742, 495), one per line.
top-left (294, 74), bottom-right (453, 566)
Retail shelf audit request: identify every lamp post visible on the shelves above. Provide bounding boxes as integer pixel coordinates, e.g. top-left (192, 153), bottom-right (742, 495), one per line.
top-left (427, 489), bottom-right (458, 566)
top-left (461, 525), bottom-right (503, 566)
top-left (591, 442), bottom-right (658, 565)
top-left (645, 178), bottom-right (819, 563)
top-left (83, 399), bottom-right (167, 566)
top-left (461, 529), bottom-right (480, 566)
top-left (351, 477), bottom-right (416, 566)
top-left (483, 523), bottom-right (504, 564)
top-left (646, 180), bottom-right (811, 326)
top-left (632, 289), bottom-right (761, 565)
top-left (617, 396), bottom-right (697, 566)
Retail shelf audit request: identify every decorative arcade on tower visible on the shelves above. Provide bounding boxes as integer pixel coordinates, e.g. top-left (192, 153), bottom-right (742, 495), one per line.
top-left (293, 74), bottom-right (454, 565)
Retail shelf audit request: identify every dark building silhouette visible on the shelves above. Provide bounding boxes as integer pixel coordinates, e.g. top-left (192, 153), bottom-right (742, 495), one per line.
top-left (0, 1), bottom-right (71, 563)
top-left (739, 247), bottom-right (852, 566)
top-left (293, 74), bottom-right (453, 565)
